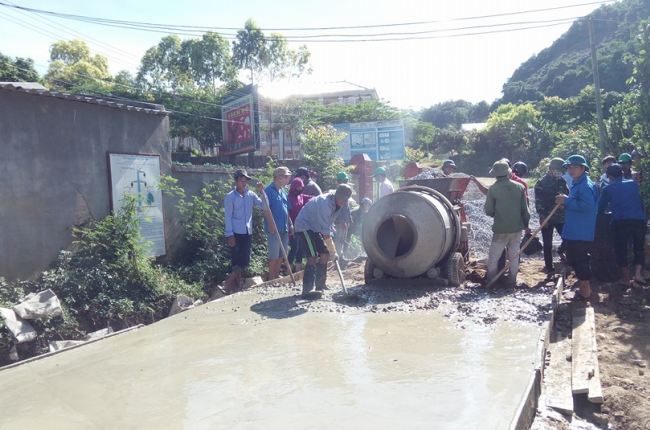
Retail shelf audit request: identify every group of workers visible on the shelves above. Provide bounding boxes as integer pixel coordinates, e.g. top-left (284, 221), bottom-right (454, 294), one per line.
top-left (482, 151), bottom-right (645, 301)
top-left (222, 165), bottom-right (377, 299)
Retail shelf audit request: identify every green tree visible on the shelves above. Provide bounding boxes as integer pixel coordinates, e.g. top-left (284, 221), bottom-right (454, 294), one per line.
top-left (411, 121), bottom-right (437, 154)
top-left (232, 19), bottom-right (311, 85)
top-left (298, 125), bottom-right (346, 190)
top-left (45, 39), bottom-right (110, 90)
top-left (0, 52), bottom-right (40, 82)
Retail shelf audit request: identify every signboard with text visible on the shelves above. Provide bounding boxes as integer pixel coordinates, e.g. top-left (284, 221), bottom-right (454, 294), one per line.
top-left (333, 120), bottom-right (405, 162)
top-left (220, 85), bottom-right (260, 156)
top-left (107, 153), bottom-right (166, 257)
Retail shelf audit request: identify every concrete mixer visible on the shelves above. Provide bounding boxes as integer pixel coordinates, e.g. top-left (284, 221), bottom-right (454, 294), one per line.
top-left (361, 177), bottom-right (472, 286)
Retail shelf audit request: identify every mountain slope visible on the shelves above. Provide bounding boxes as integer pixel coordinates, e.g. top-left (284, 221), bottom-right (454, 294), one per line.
top-left (501, 0), bottom-right (650, 103)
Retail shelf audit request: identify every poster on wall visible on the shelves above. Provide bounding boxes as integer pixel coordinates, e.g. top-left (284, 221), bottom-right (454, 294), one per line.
top-left (107, 152), bottom-right (166, 257)
top-left (220, 84), bottom-right (260, 156)
top-left (333, 120), bottom-right (405, 162)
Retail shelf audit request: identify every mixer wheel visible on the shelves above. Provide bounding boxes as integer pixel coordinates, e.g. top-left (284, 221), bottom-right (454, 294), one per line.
top-left (445, 252), bottom-right (466, 287)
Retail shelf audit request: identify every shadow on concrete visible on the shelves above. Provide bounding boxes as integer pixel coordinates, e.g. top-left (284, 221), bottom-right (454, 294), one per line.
top-left (249, 295), bottom-right (308, 319)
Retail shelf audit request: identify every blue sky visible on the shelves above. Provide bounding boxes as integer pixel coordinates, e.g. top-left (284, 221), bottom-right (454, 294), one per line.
top-left (0, 0), bottom-right (613, 108)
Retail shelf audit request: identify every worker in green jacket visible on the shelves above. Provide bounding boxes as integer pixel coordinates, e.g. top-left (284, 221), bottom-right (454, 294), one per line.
top-left (485, 160), bottom-right (531, 286)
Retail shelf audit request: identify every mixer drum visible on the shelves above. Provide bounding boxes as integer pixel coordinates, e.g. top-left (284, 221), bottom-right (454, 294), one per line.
top-left (361, 186), bottom-right (460, 278)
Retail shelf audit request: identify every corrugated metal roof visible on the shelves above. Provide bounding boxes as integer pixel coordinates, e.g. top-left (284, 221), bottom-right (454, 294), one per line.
top-left (0, 82), bottom-right (168, 116)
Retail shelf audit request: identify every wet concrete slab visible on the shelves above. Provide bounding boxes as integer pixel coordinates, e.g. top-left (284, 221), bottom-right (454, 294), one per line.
top-left (0, 283), bottom-right (543, 430)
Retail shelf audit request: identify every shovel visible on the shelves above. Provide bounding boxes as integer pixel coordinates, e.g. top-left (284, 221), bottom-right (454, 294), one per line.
top-left (334, 258), bottom-right (349, 296)
top-left (485, 202), bottom-right (561, 289)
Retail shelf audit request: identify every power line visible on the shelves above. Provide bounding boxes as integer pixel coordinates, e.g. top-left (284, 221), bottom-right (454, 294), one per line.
top-left (0, 0), bottom-right (614, 33)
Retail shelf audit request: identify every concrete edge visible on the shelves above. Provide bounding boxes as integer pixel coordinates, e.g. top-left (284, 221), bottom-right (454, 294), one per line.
top-left (508, 271), bottom-right (565, 430)
top-left (0, 324), bottom-right (145, 372)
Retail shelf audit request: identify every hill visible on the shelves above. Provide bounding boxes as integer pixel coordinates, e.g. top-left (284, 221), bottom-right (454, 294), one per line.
top-left (500, 0), bottom-right (650, 104)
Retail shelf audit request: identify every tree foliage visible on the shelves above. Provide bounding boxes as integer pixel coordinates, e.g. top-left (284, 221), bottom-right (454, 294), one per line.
top-left (45, 39), bottom-right (110, 90)
top-left (0, 52), bottom-right (40, 82)
top-left (232, 19), bottom-right (311, 85)
top-left (298, 125), bottom-right (346, 190)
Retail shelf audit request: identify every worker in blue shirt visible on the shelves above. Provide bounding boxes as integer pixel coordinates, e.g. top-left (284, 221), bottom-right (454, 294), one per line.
top-left (223, 169), bottom-right (272, 293)
top-left (599, 163), bottom-right (647, 286)
top-left (264, 166), bottom-right (293, 280)
top-left (555, 155), bottom-right (599, 301)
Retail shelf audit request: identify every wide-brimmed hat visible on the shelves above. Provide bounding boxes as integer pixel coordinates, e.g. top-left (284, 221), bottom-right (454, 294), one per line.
top-left (489, 160), bottom-right (511, 177)
top-left (234, 169), bottom-right (251, 180)
top-left (273, 166), bottom-right (292, 178)
top-left (601, 155), bottom-right (616, 165)
top-left (563, 154), bottom-right (590, 171)
top-left (334, 184), bottom-right (353, 201)
top-left (549, 158), bottom-right (565, 170)
top-left (618, 153), bottom-right (632, 163)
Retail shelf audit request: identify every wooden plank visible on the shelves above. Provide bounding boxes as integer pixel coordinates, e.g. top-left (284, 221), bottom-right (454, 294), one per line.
top-left (586, 307), bottom-right (604, 404)
top-left (545, 332), bottom-right (574, 413)
top-left (571, 306), bottom-right (600, 396)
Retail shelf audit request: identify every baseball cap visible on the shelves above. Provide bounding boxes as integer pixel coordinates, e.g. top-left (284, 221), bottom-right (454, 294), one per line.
top-left (234, 169), bottom-right (251, 180)
top-left (295, 167), bottom-right (309, 177)
top-left (273, 166), bottom-right (292, 178)
top-left (334, 184), bottom-right (353, 201)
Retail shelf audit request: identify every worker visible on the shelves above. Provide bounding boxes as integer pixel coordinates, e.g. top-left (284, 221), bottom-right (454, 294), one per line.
top-left (441, 159), bottom-right (456, 176)
top-left (534, 158), bottom-right (569, 274)
top-left (618, 153), bottom-right (640, 182)
top-left (287, 177), bottom-right (313, 273)
top-left (295, 166), bottom-right (322, 196)
top-left (484, 160), bottom-right (531, 287)
top-left (294, 184), bottom-right (353, 299)
top-left (599, 155), bottom-right (617, 189)
top-left (223, 169), bottom-right (273, 294)
top-left (555, 154), bottom-right (599, 301)
top-left (336, 171), bottom-right (350, 184)
top-left (507, 160), bottom-right (529, 200)
top-left (264, 166), bottom-right (293, 281)
top-left (373, 166), bottom-right (394, 199)
top-left (598, 163), bottom-right (647, 286)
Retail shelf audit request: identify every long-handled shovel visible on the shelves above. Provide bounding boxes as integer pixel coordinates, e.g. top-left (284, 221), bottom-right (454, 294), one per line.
top-left (485, 202), bottom-right (561, 289)
top-left (334, 258), bottom-right (349, 296)
top-left (260, 190), bottom-right (296, 284)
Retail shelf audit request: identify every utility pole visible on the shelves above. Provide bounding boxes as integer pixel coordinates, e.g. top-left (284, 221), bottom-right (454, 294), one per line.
top-left (588, 17), bottom-right (607, 156)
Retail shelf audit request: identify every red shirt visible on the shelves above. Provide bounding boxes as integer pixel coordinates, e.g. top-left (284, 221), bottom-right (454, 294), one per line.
top-left (510, 172), bottom-right (529, 199)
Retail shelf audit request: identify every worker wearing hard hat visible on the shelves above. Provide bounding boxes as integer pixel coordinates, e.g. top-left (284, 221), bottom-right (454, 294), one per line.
top-left (441, 160), bottom-right (456, 176)
top-left (555, 154), bottom-right (599, 301)
top-left (618, 153), bottom-right (640, 182)
top-left (373, 167), bottom-right (394, 199)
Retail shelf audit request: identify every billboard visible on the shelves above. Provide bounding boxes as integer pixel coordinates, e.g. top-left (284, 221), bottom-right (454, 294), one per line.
top-left (333, 120), bottom-right (405, 162)
top-left (220, 85), bottom-right (261, 156)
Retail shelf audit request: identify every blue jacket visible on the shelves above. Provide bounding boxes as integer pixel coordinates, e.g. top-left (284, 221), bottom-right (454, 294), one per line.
top-left (561, 173), bottom-right (598, 241)
top-left (295, 193), bottom-right (348, 235)
top-left (599, 178), bottom-right (646, 223)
